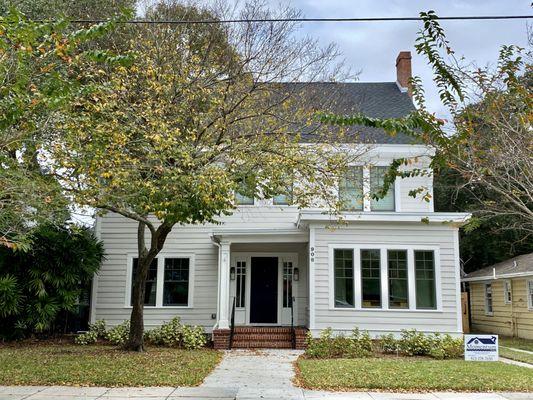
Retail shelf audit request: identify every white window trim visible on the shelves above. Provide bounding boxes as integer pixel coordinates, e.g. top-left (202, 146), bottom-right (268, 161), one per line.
top-left (344, 163), bottom-right (400, 212)
top-left (124, 253), bottom-right (195, 309)
top-left (485, 283), bottom-right (493, 316)
top-left (526, 279), bottom-right (533, 311)
top-left (328, 244), bottom-right (441, 312)
top-left (504, 280), bottom-right (512, 305)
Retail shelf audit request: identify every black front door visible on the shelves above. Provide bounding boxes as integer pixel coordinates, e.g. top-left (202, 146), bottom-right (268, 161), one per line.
top-left (250, 257), bottom-right (278, 324)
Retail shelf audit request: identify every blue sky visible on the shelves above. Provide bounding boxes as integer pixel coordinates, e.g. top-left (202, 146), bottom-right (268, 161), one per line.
top-left (265, 0), bottom-right (531, 115)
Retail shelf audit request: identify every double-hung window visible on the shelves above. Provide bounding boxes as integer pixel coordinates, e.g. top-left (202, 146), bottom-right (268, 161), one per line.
top-left (370, 166), bottom-right (395, 211)
top-left (388, 250), bottom-right (408, 309)
top-left (334, 249), bottom-right (354, 308)
top-left (339, 167), bottom-right (363, 211)
top-left (235, 178), bottom-right (254, 205)
top-left (273, 184), bottom-right (293, 205)
top-left (163, 258), bottom-right (190, 306)
top-left (527, 280), bottom-right (533, 310)
top-left (504, 280), bottom-right (512, 304)
top-left (485, 283), bottom-right (493, 315)
top-left (414, 250), bottom-right (437, 309)
top-left (131, 258), bottom-right (158, 306)
top-left (361, 249), bottom-right (381, 308)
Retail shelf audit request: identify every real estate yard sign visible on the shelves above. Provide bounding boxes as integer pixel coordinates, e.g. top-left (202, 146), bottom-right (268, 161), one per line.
top-left (464, 334), bottom-right (499, 361)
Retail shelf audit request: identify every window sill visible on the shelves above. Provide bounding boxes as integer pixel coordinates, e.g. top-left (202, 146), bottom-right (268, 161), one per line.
top-left (485, 312), bottom-right (494, 316)
top-left (123, 305), bottom-right (193, 309)
top-left (329, 307), bottom-right (443, 313)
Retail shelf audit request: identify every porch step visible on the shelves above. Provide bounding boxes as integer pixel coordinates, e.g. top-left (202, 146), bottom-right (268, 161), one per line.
top-left (232, 340), bottom-right (293, 349)
top-left (223, 326), bottom-right (308, 349)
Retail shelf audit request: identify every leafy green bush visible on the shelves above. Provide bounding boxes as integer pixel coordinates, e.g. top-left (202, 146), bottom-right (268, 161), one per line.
top-left (74, 320), bottom-right (107, 345)
top-left (181, 325), bottom-right (207, 350)
top-left (379, 333), bottom-right (399, 354)
top-left (429, 334), bottom-right (464, 359)
top-left (305, 328), bottom-right (372, 359)
top-left (398, 329), bottom-right (434, 356)
top-left (144, 318), bottom-right (206, 349)
top-left (105, 320), bottom-right (130, 345)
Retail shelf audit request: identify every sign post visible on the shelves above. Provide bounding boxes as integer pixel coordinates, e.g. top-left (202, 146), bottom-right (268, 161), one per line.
top-left (464, 334), bottom-right (499, 361)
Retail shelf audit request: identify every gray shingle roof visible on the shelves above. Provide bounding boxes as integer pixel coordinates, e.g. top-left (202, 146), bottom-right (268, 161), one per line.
top-left (463, 253), bottom-right (533, 280)
top-left (280, 82), bottom-right (416, 144)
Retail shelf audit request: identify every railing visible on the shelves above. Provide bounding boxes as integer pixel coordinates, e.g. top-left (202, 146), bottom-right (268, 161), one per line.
top-left (290, 296), bottom-right (296, 349)
top-left (229, 296), bottom-right (236, 350)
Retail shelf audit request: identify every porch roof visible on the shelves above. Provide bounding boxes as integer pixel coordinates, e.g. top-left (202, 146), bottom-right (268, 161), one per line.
top-left (297, 210), bottom-right (471, 227)
top-left (211, 227), bottom-right (308, 244)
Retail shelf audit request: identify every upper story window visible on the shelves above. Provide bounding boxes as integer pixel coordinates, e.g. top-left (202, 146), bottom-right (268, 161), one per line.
top-left (235, 179), bottom-right (254, 205)
top-left (339, 166), bottom-right (364, 211)
top-left (370, 166), bottom-right (395, 211)
top-left (273, 184), bottom-right (293, 205)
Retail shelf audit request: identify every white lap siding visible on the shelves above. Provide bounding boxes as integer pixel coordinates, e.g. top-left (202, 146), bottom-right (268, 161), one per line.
top-left (311, 222), bottom-right (460, 337)
top-left (94, 206), bottom-right (304, 331)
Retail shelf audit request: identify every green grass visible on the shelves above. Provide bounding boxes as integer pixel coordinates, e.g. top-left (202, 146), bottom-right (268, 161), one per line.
top-left (296, 357), bottom-right (533, 392)
top-left (499, 336), bottom-right (533, 352)
top-left (500, 347), bottom-right (533, 365)
top-left (0, 342), bottom-right (221, 387)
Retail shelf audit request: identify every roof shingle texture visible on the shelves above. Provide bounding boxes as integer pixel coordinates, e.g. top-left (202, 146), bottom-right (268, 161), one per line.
top-left (464, 252), bottom-right (533, 279)
top-left (281, 82), bottom-right (416, 144)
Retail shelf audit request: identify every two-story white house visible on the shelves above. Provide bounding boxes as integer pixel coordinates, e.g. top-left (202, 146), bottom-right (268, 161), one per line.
top-left (89, 52), bottom-right (470, 349)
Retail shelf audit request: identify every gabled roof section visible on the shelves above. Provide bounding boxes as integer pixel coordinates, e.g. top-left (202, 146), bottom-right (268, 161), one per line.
top-left (462, 252), bottom-right (533, 281)
top-left (279, 82), bottom-right (416, 144)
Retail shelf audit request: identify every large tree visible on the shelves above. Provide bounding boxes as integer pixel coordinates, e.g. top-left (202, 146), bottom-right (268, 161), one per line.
top-left (0, 9), bottom-right (132, 248)
top-left (321, 11), bottom-right (532, 246)
top-left (50, 0), bottom-right (361, 351)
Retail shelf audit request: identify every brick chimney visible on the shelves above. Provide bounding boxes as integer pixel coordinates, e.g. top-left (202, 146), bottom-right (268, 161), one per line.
top-left (396, 51), bottom-right (412, 96)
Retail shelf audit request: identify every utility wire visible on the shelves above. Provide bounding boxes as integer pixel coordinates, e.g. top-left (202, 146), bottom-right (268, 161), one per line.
top-left (42, 15), bottom-right (533, 25)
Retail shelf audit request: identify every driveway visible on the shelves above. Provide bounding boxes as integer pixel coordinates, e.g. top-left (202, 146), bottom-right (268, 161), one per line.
top-left (1, 349), bottom-right (532, 399)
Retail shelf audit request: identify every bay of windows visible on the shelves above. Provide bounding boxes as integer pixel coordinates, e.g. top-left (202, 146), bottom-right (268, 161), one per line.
top-left (333, 247), bottom-right (437, 310)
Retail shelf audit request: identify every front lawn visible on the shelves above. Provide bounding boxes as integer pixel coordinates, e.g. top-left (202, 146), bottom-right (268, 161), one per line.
top-left (500, 347), bottom-right (533, 365)
top-left (296, 357), bottom-right (533, 392)
top-left (0, 342), bottom-right (221, 387)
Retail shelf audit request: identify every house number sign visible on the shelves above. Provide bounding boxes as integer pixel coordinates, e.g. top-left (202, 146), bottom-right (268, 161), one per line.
top-left (310, 246), bottom-right (315, 263)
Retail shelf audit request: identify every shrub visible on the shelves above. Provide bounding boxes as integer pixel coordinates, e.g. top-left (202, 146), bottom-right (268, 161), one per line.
top-left (379, 333), bottom-right (399, 354)
top-left (429, 334), bottom-right (464, 359)
top-left (181, 325), bottom-right (207, 350)
top-left (105, 320), bottom-right (130, 345)
top-left (305, 327), bottom-right (372, 359)
top-left (74, 320), bottom-right (107, 345)
top-left (398, 329), bottom-right (434, 356)
top-left (145, 317), bottom-right (182, 347)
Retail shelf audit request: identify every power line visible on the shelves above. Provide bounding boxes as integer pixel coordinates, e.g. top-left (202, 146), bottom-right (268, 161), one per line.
top-left (51, 15), bottom-right (533, 25)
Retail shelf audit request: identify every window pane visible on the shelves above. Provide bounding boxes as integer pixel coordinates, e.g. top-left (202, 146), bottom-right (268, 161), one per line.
top-left (485, 284), bottom-right (493, 313)
top-left (388, 250), bottom-right (408, 309)
top-left (163, 258), bottom-right (189, 306)
top-left (235, 179), bottom-right (254, 205)
top-left (339, 167), bottom-right (363, 211)
top-left (273, 184), bottom-right (293, 205)
top-left (370, 166), bottom-right (395, 211)
top-left (361, 249), bottom-right (381, 308)
top-left (334, 249), bottom-right (354, 308)
top-left (283, 261), bottom-right (293, 308)
top-left (415, 250), bottom-right (436, 309)
top-left (131, 258), bottom-right (158, 306)
top-left (236, 261), bottom-right (246, 308)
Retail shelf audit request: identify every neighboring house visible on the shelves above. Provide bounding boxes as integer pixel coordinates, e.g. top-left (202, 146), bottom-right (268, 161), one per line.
top-left (462, 253), bottom-right (533, 340)
top-left (90, 51), bottom-right (470, 349)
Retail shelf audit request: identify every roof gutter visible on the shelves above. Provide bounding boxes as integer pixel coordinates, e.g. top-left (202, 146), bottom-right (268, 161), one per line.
top-left (462, 271), bottom-right (533, 282)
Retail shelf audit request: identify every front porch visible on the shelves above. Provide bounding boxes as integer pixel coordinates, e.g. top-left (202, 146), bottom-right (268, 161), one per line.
top-left (210, 230), bottom-right (310, 349)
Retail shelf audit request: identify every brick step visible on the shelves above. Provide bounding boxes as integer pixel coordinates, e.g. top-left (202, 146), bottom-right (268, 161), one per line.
top-left (233, 327), bottom-right (293, 334)
top-left (232, 340), bottom-right (293, 349)
top-left (233, 333), bottom-right (292, 341)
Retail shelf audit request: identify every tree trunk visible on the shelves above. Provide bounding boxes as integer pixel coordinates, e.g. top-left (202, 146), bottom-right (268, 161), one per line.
top-left (125, 220), bottom-right (173, 352)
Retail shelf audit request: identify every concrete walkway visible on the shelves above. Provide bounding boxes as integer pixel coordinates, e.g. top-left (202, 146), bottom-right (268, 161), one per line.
top-left (1, 349), bottom-right (533, 399)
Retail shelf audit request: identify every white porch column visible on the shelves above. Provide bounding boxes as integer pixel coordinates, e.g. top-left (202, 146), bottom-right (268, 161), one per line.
top-left (217, 241), bottom-right (231, 330)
